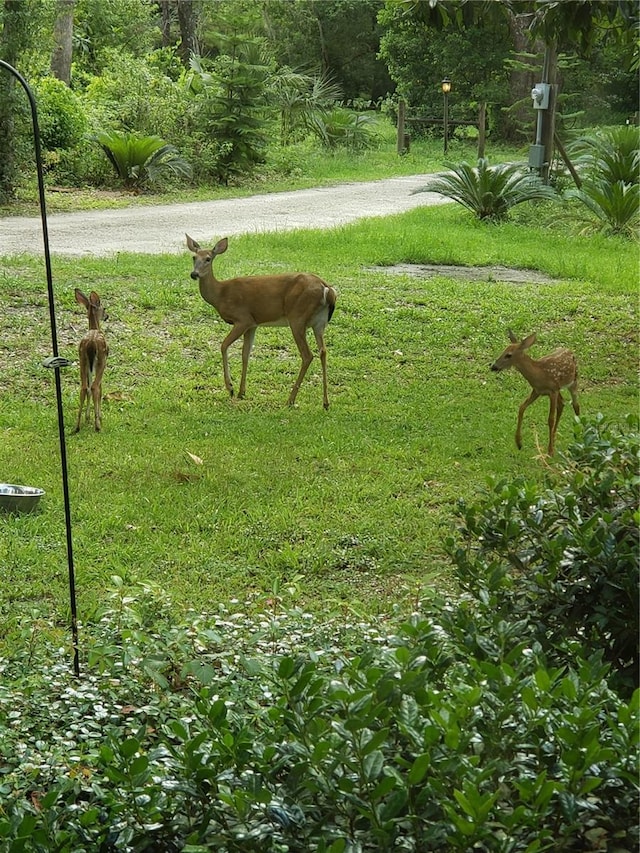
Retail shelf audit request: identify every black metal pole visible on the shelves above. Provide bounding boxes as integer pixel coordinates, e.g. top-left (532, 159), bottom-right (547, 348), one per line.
top-left (0, 60), bottom-right (80, 676)
top-left (443, 91), bottom-right (449, 155)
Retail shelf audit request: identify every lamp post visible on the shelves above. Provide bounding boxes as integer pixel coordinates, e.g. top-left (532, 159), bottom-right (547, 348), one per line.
top-left (441, 77), bottom-right (451, 154)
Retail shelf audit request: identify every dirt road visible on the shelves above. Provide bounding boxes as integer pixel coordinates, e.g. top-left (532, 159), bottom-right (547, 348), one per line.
top-left (0, 175), bottom-right (445, 257)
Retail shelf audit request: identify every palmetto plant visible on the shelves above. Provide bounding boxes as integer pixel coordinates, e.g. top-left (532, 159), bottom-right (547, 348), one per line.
top-left (269, 68), bottom-right (343, 146)
top-left (565, 126), bottom-right (639, 236)
top-left (413, 158), bottom-right (557, 221)
top-left (91, 129), bottom-right (192, 190)
top-left (307, 108), bottom-right (379, 150)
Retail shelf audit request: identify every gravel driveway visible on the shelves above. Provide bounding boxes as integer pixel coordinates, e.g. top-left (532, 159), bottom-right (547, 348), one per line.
top-left (0, 175), bottom-right (445, 257)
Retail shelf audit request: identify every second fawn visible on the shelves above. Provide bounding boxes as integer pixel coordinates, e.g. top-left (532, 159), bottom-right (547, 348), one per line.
top-left (74, 289), bottom-right (108, 432)
top-left (491, 330), bottom-right (580, 456)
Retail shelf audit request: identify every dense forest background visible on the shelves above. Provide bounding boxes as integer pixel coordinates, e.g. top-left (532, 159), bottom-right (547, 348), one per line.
top-left (0, 0), bottom-right (637, 200)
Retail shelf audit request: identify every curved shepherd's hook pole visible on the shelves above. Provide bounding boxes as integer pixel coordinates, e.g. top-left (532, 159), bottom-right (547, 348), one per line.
top-left (0, 60), bottom-right (80, 676)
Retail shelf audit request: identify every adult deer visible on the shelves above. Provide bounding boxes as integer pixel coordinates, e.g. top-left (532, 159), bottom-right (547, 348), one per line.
top-left (491, 330), bottom-right (580, 456)
top-left (186, 235), bottom-right (337, 409)
top-left (74, 289), bottom-right (108, 432)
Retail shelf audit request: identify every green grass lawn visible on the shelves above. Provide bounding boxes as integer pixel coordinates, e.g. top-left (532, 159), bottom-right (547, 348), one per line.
top-left (0, 200), bottom-right (637, 643)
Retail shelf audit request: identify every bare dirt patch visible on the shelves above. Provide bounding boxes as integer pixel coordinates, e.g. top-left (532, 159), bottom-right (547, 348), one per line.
top-left (368, 263), bottom-right (559, 284)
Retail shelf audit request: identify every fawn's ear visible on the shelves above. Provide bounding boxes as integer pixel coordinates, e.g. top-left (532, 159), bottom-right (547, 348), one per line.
top-left (186, 234), bottom-right (200, 253)
top-left (89, 291), bottom-right (101, 306)
top-left (507, 328), bottom-right (518, 343)
top-left (520, 333), bottom-right (537, 351)
top-left (213, 237), bottom-right (229, 256)
top-left (75, 288), bottom-right (89, 307)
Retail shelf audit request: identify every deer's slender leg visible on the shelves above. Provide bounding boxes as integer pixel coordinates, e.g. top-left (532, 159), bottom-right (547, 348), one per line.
top-left (515, 390), bottom-right (539, 450)
top-left (287, 325), bottom-right (314, 407)
top-left (312, 326), bottom-right (329, 410)
top-left (220, 324), bottom-right (250, 398)
top-left (239, 327), bottom-right (257, 399)
top-left (568, 380), bottom-right (580, 416)
top-left (547, 392), bottom-right (560, 455)
top-left (92, 359), bottom-right (107, 431)
top-left (76, 376), bottom-right (89, 432)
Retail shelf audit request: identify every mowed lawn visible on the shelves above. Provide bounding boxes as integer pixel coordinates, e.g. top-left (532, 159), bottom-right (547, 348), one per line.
top-left (0, 202), bottom-right (637, 635)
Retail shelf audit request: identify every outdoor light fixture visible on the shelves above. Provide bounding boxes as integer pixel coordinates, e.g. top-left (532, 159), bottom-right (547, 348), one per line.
top-left (441, 77), bottom-right (452, 154)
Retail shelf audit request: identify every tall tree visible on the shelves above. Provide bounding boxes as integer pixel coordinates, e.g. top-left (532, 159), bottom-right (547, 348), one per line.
top-left (263, 0), bottom-right (392, 103)
top-left (50, 0), bottom-right (75, 85)
top-left (0, 0), bottom-right (31, 203)
top-left (176, 0), bottom-right (199, 65)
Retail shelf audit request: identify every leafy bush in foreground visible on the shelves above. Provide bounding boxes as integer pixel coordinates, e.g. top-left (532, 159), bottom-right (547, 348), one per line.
top-left (0, 594), bottom-right (637, 848)
top-left (0, 417), bottom-right (637, 851)
top-left (449, 414), bottom-right (639, 695)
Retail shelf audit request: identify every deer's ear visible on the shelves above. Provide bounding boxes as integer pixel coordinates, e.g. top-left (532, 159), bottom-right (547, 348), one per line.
top-left (186, 234), bottom-right (200, 252)
top-left (214, 237), bottom-right (229, 256)
top-left (520, 333), bottom-right (537, 350)
top-left (507, 328), bottom-right (518, 343)
top-left (89, 291), bottom-right (101, 306)
top-left (75, 288), bottom-right (88, 307)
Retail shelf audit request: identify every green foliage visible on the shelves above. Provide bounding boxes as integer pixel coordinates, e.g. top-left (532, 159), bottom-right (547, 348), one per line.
top-left (378, 6), bottom-right (512, 131)
top-left (565, 126), bottom-right (640, 236)
top-left (414, 158), bottom-right (558, 220)
top-left (263, 0), bottom-right (391, 104)
top-left (189, 22), bottom-right (270, 183)
top-left (81, 49), bottom-right (185, 137)
top-left (307, 107), bottom-right (380, 150)
top-left (0, 571), bottom-right (637, 850)
top-left (33, 75), bottom-right (88, 151)
top-left (90, 128), bottom-right (192, 189)
top-left (449, 415), bottom-right (640, 695)
top-left (269, 67), bottom-right (343, 146)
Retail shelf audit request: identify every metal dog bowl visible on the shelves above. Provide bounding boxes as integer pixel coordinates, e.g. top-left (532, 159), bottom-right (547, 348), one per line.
top-left (0, 484), bottom-right (45, 514)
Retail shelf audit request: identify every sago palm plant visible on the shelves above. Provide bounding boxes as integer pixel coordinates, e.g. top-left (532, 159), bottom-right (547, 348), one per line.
top-left (91, 130), bottom-right (192, 190)
top-left (413, 158), bottom-right (557, 221)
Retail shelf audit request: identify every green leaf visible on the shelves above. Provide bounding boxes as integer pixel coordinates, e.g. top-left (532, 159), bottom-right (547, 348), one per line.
top-left (119, 738), bottom-right (140, 759)
top-left (407, 752), bottom-right (431, 785)
top-left (378, 788), bottom-right (408, 822)
top-left (363, 749), bottom-right (384, 781)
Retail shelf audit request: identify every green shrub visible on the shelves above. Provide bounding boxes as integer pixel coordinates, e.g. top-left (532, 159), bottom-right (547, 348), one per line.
top-left (82, 50), bottom-right (185, 139)
top-left (33, 76), bottom-right (87, 151)
top-left (0, 569), bottom-right (637, 851)
top-left (448, 414), bottom-right (640, 695)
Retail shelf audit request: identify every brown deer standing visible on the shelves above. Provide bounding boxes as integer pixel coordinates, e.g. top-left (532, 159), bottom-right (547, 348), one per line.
top-left (491, 330), bottom-right (580, 456)
top-left (186, 235), bottom-right (337, 409)
top-left (74, 289), bottom-right (108, 432)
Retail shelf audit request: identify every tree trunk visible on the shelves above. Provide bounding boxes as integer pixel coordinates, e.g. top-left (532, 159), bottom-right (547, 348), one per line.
top-left (176, 0), bottom-right (199, 66)
top-left (50, 0), bottom-right (75, 85)
top-left (159, 0), bottom-right (171, 48)
top-left (0, 0), bottom-right (30, 203)
top-left (502, 11), bottom-right (539, 142)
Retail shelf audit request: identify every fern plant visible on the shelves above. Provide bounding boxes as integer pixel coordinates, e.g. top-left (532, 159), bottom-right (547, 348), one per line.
top-left (413, 158), bottom-right (557, 221)
top-left (90, 129), bottom-right (192, 190)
